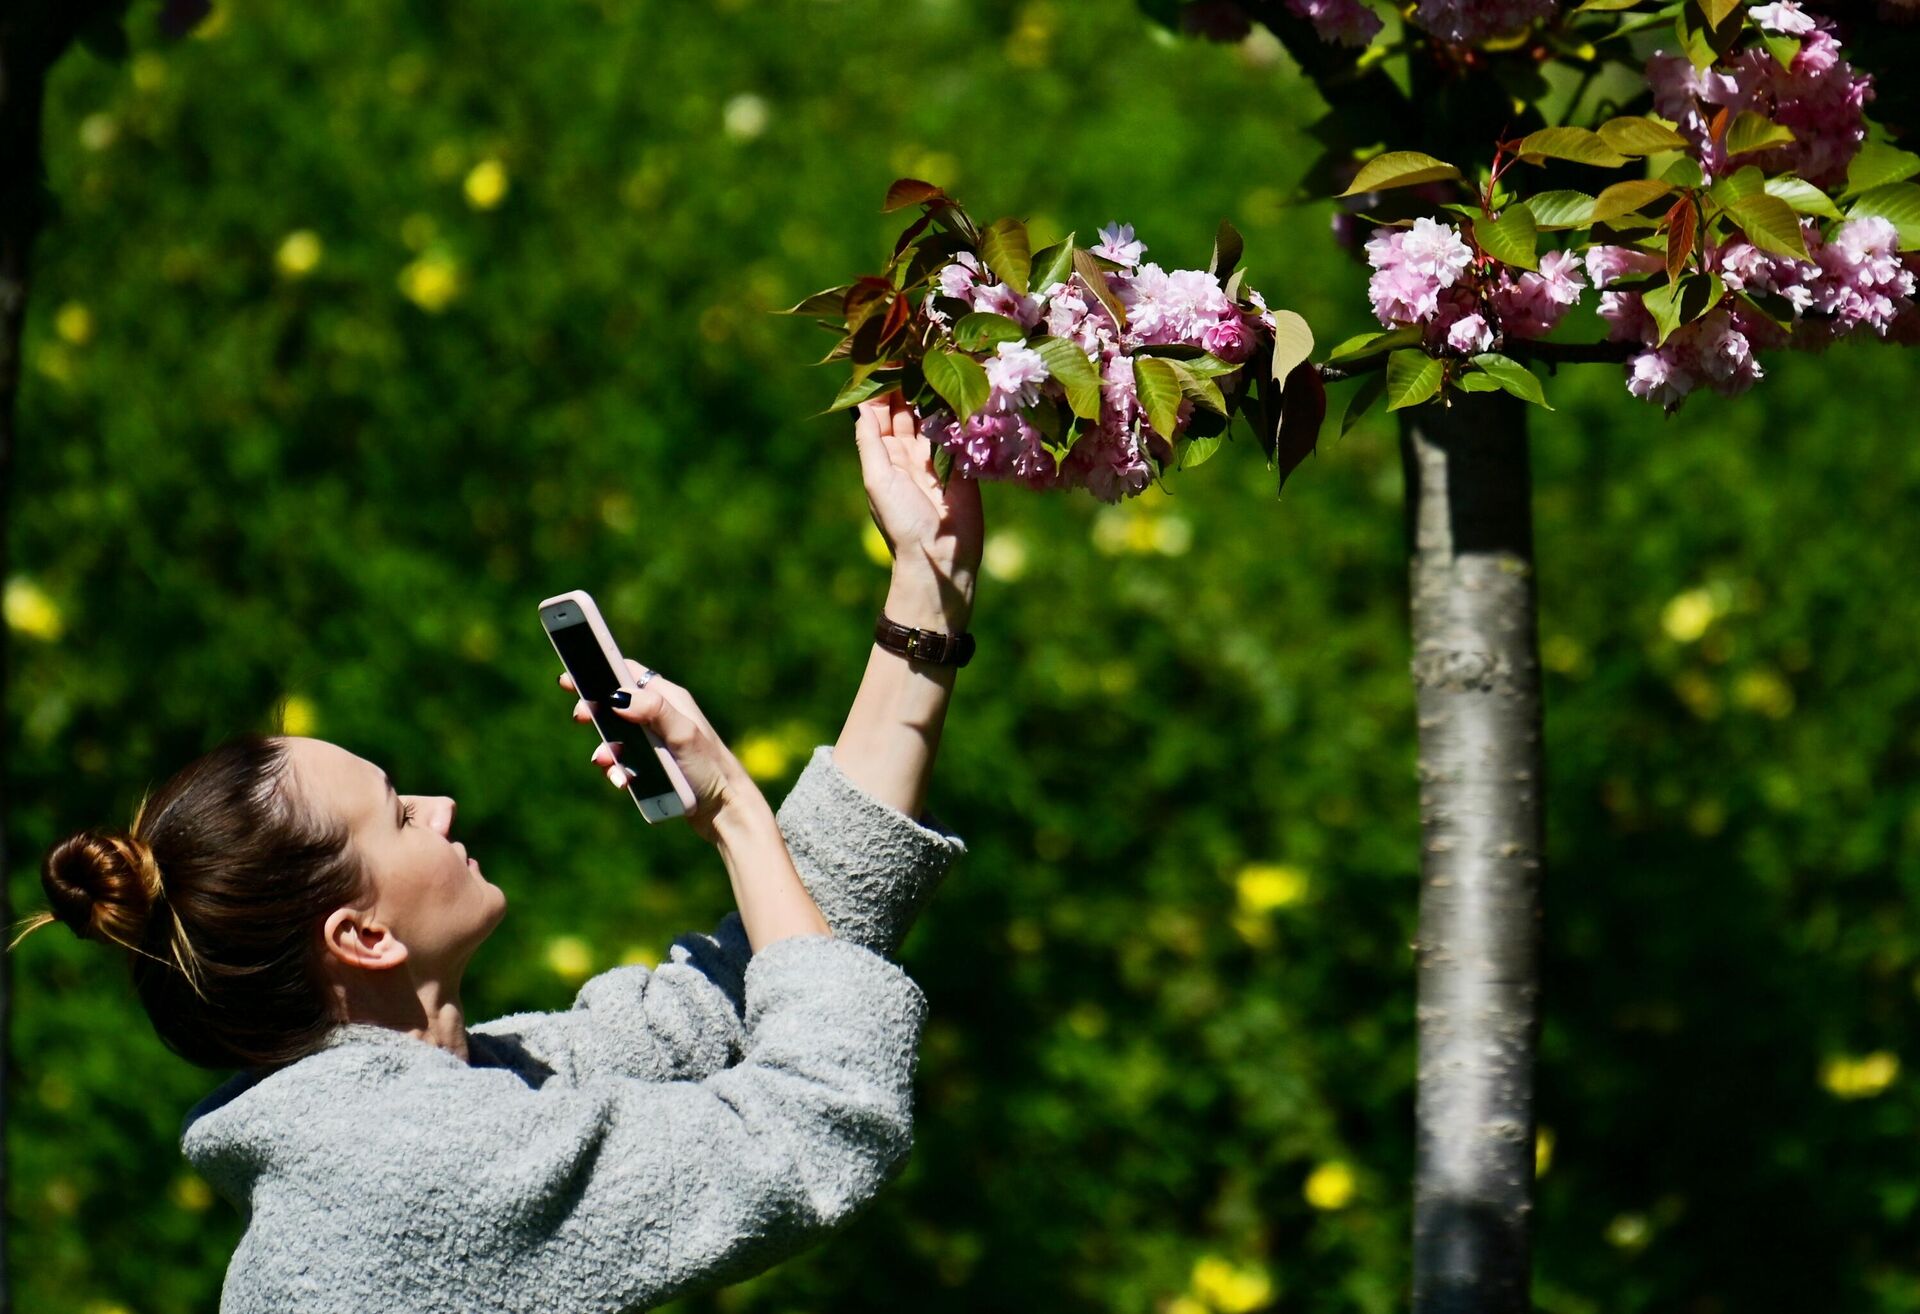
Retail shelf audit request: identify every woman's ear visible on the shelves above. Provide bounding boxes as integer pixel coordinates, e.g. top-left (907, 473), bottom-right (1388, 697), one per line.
top-left (322, 906), bottom-right (409, 972)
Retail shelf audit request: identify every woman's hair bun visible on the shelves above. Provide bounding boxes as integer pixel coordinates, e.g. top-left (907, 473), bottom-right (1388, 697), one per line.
top-left (43, 831), bottom-right (162, 948)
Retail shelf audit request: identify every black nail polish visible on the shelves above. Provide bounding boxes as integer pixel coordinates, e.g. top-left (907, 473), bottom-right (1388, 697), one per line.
top-left (609, 689), bottom-right (631, 708)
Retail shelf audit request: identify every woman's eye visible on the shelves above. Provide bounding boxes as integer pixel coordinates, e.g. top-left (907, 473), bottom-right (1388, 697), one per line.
top-left (401, 801), bottom-right (417, 827)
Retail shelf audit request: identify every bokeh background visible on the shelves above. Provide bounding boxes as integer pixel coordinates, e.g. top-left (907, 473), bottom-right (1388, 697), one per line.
top-left (8, 1), bottom-right (1920, 1311)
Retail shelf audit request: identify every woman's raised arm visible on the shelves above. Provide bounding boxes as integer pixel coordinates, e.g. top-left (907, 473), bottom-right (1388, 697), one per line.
top-left (833, 392), bottom-right (983, 821)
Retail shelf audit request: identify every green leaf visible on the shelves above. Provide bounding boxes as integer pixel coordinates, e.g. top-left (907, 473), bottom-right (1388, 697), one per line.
top-left (1474, 202), bottom-right (1539, 271)
top-left (1528, 190), bottom-right (1597, 230)
top-left (1763, 176), bottom-right (1844, 220)
top-left (931, 442), bottom-right (953, 485)
top-left (1662, 155), bottom-right (1707, 188)
top-left (1643, 272), bottom-right (1726, 345)
top-left (1167, 359), bottom-right (1228, 415)
top-left (1339, 371), bottom-right (1387, 438)
top-left (1727, 192), bottom-right (1811, 261)
top-left (923, 348), bottom-right (991, 423)
top-left (1847, 182), bottom-right (1920, 249)
top-left (1339, 150), bottom-right (1464, 197)
top-left (1762, 32), bottom-right (1800, 69)
top-left (1844, 141), bottom-right (1920, 199)
top-left (950, 312), bottom-right (1027, 353)
top-left (980, 218), bottom-right (1032, 295)
top-left (1469, 353), bottom-right (1554, 409)
top-left (1456, 372), bottom-right (1504, 392)
top-left (1029, 334), bottom-right (1105, 421)
top-left (1134, 357), bottom-right (1186, 438)
top-left (1030, 235), bottom-right (1077, 292)
top-left (1178, 432), bottom-right (1226, 470)
top-left (1385, 350), bottom-right (1443, 411)
top-left (1269, 310), bottom-right (1316, 382)
top-left (826, 371), bottom-right (893, 413)
top-left (1180, 353), bottom-right (1243, 379)
top-left (1698, 0), bottom-right (1742, 26)
top-left (1574, 0), bottom-right (1643, 11)
top-left (1515, 126), bottom-right (1631, 169)
top-left (779, 285), bottom-right (853, 317)
top-left (1072, 248), bottom-right (1127, 328)
top-left (1591, 178), bottom-right (1676, 223)
top-left (1327, 326), bottom-right (1420, 362)
top-left (1210, 219), bottom-right (1244, 279)
top-left (1598, 116), bottom-right (1690, 156)
top-left (1725, 111), bottom-right (1796, 158)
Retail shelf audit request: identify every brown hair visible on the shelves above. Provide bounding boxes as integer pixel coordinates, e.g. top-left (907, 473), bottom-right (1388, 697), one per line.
top-left (15, 734), bottom-right (367, 1070)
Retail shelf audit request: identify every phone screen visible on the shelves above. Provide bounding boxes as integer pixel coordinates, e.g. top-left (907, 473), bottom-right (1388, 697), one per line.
top-left (549, 619), bottom-right (678, 801)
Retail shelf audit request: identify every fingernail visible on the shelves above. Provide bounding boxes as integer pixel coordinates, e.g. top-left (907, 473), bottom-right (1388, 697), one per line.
top-left (610, 689), bottom-right (631, 709)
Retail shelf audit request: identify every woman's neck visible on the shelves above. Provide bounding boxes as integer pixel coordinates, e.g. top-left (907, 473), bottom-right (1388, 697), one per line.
top-left (335, 972), bottom-right (470, 1062)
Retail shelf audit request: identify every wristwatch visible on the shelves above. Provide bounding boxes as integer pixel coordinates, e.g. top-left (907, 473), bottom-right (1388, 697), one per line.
top-left (874, 612), bottom-right (975, 667)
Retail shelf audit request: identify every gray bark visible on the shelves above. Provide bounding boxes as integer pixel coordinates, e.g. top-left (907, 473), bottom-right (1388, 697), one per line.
top-left (1400, 392), bottom-right (1546, 1314)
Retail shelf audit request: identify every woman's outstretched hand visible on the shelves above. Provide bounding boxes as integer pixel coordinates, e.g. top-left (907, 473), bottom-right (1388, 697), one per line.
top-left (854, 392), bottom-right (983, 633)
top-left (562, 661), bottom-right (763, 845)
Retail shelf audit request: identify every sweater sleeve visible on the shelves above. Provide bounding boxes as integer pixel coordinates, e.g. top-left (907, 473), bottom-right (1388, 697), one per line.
top-left (411, 936), bottom-right (928, 1313)
top-left (773, 743), bottom-right (969, 958)
top-left (469, 744), bottom-right (965, 1084)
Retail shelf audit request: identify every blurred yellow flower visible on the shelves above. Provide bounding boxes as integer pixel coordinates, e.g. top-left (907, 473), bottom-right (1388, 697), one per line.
top-left (1821, 1050), bottom-right (1900, 1100)
top-left (4, 578), bottom-right (64, 641)
top-left (464, 158), bottom-right (510, 210)
top-left (131, 53), bottom-right (169, 92)
top-left (78, 113), bottom-right (118, 152)
top-left (1733, 667), bottom-right (1794, 719)
top-left (1236, 863), bottom-right (1309, 915)
top-left (55, 302), bottom-right (94, 346)
top-left (620, 943), bottom-right (661, 967)
top-left (1671, 669), bottom-right (1722, 720)
top-left (1535, 1126), bottom-right (1555, 1177)
top-left (982, 530), bottom-right (1029, 582)
top-left (861, 520), bottom-right (893, 567)
top-left (276, 230), bottom-right (324, 279)
top-left (737, 732), bottom-right (792, 782)
top-left (1604, 1211), bottom-right (1650, 1251)
top-left (399, 254), bottom-right (461, 312)
top-left (1167, 1297), bottom-right (1210, 1314)
top-left (170, 1172), bottom-right (214, 1213)
top-left (545, 935), bottom-right (594, 982)
top-left (1189, 1254), bottom-right (1274, 1314)
top-left (722, 94), bottom-right (770, 141)
top-left (278, 695), bottom-right (318, 737)
top-left (1304, 1159), bottom-right (1356, 1210)
top-left (1093, 507), bottom-right (1167, 556)
top-left (1660, 587), bottom-right (1719, 643)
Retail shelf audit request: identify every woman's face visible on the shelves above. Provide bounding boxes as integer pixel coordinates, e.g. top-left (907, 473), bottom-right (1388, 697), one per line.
top-left (281, 736), bottom-right (507, 978)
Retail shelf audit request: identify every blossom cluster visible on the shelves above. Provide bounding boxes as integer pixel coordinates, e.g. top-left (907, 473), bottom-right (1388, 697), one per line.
top-left (1411, 0), bottom-right (1558, 46)
top-left (1364, 216), bottom-right (1586, 354)
top-left (1649, 1), bottom-right (1871, 188)
top-left (1592, 218), bottom-right (1918, 410)
top-left (918, 224), bottom-right (1277, 503)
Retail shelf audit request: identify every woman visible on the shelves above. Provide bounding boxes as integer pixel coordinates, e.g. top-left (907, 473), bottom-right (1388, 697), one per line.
top-left (18, 396), bottom-right (983, 1313)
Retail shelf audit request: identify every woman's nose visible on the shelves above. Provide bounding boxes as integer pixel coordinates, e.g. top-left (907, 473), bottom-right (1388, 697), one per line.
top-left (435, 796), bottom-right (457, 836)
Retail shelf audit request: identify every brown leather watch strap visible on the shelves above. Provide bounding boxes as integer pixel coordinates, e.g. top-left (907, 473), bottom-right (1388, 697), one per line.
top-left (874, 612), bottom-right (975, 667)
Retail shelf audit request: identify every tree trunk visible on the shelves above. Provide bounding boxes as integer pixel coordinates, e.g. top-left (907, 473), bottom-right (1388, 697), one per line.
top-left (1401, 392), bottom-right (1546, 1314)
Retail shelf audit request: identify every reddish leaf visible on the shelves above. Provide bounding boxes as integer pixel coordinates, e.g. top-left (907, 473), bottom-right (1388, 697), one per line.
top-left (892, 212), bottom-right (933, 259)
top-left (876, 291), bottom-right (913, 349)
top-left (883, 179), bottom-right (947, 213)
top-left (1708, 105), bottom-right (1733, 149)
top-left (842, 277), bottom-right (894, 331)
top-left (1276, 363), bottom-right (1327, 495)
top-left (1665, 196), bottom-right (1698, 283)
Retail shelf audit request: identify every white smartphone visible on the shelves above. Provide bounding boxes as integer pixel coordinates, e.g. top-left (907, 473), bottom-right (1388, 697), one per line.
top-left (538, 590), bottom-right (697, 824)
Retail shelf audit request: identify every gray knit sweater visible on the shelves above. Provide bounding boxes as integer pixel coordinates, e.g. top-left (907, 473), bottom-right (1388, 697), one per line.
top-left (180, 745), bottom-right (968, 1313)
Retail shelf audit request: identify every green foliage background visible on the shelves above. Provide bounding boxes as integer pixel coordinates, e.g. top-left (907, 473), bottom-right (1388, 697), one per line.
top-left (8, 2), bottom-right (1919, 1311)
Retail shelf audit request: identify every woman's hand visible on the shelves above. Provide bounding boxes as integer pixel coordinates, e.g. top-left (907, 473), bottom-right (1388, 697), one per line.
top-left (561, 661), bottom-right (764, 846)
top-left (854, 392), bottom-right (984, 633)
